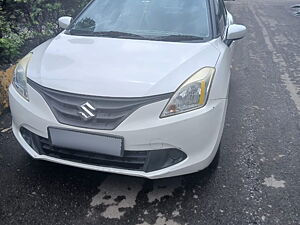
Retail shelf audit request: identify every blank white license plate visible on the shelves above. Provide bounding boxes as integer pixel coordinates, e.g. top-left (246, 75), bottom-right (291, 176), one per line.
top-left (48, 128), bottom-right (124, 157)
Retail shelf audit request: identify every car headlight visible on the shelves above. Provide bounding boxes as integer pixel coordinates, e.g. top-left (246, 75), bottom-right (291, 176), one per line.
top-left (161, 67), bottom-right (215, 118)
top-left (13, 53), bottom-right (32, 101)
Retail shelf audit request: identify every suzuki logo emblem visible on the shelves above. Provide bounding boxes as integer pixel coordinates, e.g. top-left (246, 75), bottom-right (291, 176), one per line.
top-left (78, 102), bottom-right (96, 120)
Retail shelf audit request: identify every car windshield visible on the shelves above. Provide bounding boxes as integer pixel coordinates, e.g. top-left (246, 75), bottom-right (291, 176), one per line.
top-left (67, 0), bottom-right (211, 42)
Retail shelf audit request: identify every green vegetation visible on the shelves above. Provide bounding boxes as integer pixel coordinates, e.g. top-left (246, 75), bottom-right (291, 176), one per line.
top-left (0, 0), bottom-right (90, 66)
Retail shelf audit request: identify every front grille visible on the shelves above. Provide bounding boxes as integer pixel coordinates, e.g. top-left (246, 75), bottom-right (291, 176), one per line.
top-left (28, 79), bottom-right (172, 130)
top-left (20, 128), bottom-right (187, 172)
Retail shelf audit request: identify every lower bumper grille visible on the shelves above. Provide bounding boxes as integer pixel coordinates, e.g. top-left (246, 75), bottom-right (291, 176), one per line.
top-left (20, 127), bottom-right (187, 172)
top-left (39, 136), bottom-right (147, 171)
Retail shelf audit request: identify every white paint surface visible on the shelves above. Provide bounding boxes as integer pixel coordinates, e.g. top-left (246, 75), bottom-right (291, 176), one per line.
top-left (262, 175), bottom-right (286, 188)
top-left (136, 213), bottom-right (181, 225)
top-left (147, 178), bottom-right (183, 203)
top-left (90, 175), bottom-right (144, 219)
top-left (172, 209), bottom-right (180, 217)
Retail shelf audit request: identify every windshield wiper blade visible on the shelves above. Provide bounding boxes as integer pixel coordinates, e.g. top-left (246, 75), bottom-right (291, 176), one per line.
top-left (92, 31), bottom-right (146, 39)
top-left (68, 30), bottom-right (146, 39)
top-left (155, 34), bottom-right (204, 42)
top-left (68, 29), bottom-right (95, 36)
top-left (67, 30), bottom-right (204, 42)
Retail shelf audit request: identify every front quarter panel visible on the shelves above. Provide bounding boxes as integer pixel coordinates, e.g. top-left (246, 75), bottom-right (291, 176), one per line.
top-left (27, 38), bottom-right (54, 81)
top-left (209, 38), bottom-right (233, 100)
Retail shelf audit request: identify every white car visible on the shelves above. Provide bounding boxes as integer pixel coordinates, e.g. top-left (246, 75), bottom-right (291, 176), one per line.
top-left (9, 0), bottom-right (246, 179)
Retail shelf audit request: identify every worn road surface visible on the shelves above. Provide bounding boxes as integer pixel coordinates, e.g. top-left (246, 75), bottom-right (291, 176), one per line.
top-left (0, 0), bottom-right (299, 224)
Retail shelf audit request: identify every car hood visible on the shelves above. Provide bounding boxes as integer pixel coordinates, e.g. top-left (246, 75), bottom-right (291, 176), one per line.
top-left (28, 33), bottom-right (220, 97)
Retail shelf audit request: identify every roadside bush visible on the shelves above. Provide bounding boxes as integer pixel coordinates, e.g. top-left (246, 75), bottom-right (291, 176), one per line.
top-left (0, 0), bottom-right (90, 66)
top-left (0, 0), bottom-right (90, 113)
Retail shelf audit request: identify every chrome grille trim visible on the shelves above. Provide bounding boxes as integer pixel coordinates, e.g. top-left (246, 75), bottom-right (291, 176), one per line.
top-left (28, 79), bottom-right (172, 130)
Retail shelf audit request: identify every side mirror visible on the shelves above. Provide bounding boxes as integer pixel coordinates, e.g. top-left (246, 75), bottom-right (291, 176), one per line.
top-left (58, 16), bottom-right (72, 29)
top-left (226, 24), bottom-right (247, 41)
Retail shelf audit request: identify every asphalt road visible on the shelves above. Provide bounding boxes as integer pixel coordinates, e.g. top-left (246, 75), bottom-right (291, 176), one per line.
top-left (0, 0), bottom-right (299, 224)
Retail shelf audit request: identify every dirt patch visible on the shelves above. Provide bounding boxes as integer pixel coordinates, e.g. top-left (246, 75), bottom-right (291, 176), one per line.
top-left (0, 65), bottom-right (16, 115)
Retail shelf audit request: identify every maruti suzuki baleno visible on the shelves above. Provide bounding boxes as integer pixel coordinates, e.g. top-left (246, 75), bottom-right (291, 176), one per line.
top-left (9, 0), bottom-right (246, 179)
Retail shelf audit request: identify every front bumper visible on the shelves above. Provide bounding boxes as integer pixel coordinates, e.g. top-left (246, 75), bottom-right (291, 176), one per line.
top-left (9, 84), bottom-right (228, 179)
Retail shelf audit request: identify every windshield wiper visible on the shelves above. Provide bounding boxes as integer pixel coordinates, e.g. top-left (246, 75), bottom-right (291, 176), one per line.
top-left (93, 31), bottom-right (146, 39)
top-left (67, 30), bottom-right (204, 42)
top-left (155, 34), bottom-right (204, 42)
top-left (68, 29), bottom-right (94, 36)
top-left (68, 30), bottom-right (146, 39)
